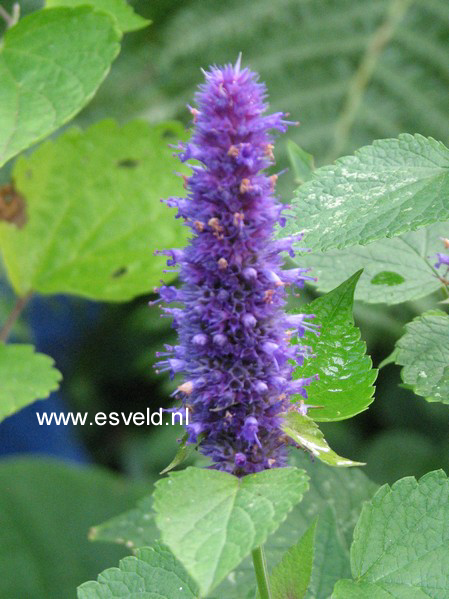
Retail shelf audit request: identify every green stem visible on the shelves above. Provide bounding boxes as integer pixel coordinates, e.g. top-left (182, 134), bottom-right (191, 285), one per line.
top-left (0, 291), bottom-right (32, 343)
top-left (252, 545), bottom-right (272, 599)
top-left (0, 3), bottom-right (20, 29)
top-left (326, 0), bottom-right (411, 162)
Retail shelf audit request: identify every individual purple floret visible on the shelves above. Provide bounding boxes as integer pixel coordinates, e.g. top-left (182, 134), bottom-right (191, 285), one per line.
top-left (154, 57), bottom-right (318, 476)
top-left (434, 238), bottom-right (449, 277)
top-left (435, 253), bottom-right (449, 270)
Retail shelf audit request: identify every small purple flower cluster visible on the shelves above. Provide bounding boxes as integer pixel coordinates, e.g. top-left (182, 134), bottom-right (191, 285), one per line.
top-left (155, 58), bottom-right (318, 476)
top-left (435, 238), bottom-right (449, 272)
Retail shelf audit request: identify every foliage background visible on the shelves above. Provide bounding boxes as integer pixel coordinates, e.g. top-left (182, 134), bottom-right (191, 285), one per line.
top-left (0, 0), bottom-right (448, 596)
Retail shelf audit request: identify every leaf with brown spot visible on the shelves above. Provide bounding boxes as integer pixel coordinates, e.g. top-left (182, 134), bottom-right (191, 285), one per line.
top-left (0, 184), bottom-right (26, 228)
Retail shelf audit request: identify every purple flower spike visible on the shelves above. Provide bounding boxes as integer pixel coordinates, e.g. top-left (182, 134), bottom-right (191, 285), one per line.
top-left (154, 58), bottom-right (317, 475)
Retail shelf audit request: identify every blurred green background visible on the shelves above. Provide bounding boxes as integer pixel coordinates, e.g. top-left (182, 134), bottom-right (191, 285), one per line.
top-left (0, 0), bottom-right (448, 594)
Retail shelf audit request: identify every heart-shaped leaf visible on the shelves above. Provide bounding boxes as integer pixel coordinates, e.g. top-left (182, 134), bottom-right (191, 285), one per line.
top-left (0, 7), bottom-right (121, 167)
top-left (153, 466), bottom-right (309, 596)
top-left (0, 120), bottom-right (189, 301)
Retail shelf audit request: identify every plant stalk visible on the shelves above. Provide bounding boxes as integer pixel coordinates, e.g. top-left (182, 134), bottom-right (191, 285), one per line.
top-left (252, 545), bottom-right (272, 599)
top-left (0, 3), bottom-right (20, 29)
top-left (0, 292), bottom-right (32, 343)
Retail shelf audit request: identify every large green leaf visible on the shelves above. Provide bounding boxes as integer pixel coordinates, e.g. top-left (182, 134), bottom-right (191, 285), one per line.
top-left (0, 7), bottom-right (121, 167)
top-left (395, 310), bottom-right (449, 404)
top-left (153, 466), bottom-right (309, 596)
top-left (89, 495), bottom-right (158, 550)
top-left (285, 135), bottom-right (449, 252)
top-left (0, 458), bottom-right (146, 599)
top-left (292, 271), bottom-right (377, 421)
top-left (78, 542), bottom-right (199, 599)
top-left (297, 222), bottom-right (449, 304)
top-left (0, 343), bottom-right (61, 422)
top-left (0, 120), bottom-right (189, 301)
top-left (89, 452), bottom-right (376, 599)
top-left (333, 470), bottom-right (449, 598)
top-left (216, 451), bottom-right (377, 599)
top-left (45, 0), bottom-right (150, 33)
top-left (271, 519), bottom-right (316, 599)
top-left (282, 412), bottom-right (364, 467)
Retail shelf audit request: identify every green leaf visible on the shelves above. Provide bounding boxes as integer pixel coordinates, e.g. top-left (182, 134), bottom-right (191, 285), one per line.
top-left (378, 349), bottom-right (398, 370)
top-left (0, 7), bottom-right (121, 167)
top-left (297, 222), bottom-right (449, 304)
top-left (89, 495), bottom-right (158, 550)
top-left (78, 542), bottom-right (199, 599)
top-left (282, 412), bottom-right (363, 467)
top-left (160, 433), bottom-right (196, 474)
top-left (285, 135), bottom-right (449, 252)
top-left (287, 140), bottom-right (315, 185)
top-left (214, 451), bottom-right (377, 599)
top-left (305, 508), bottom-right (351, 599)
top-left (271, 518), bottom-right (317, 599)
top-left (395, 310), bottom-right (449, 404)
top-left (153, 466), bottom-right (309, 596)
top-left (0, 343), bottom-right (61, 422)
top-left (333, 470), bottom-right (449, 598)
top-left (92, 451), bottom-right (376, 599)
top-left (0, 120), bottom-right (189, 301)
top-left (0, 458), bottom-right (146, 599)
top-left (45, 0), bottom-right (150, 33)
top-left (292, 270), bottom-right (377, 421)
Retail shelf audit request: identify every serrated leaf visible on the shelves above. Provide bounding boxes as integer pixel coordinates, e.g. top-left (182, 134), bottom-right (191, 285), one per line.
top-left (285, 135), bottom-right (449, 252)
top-left (395, 310), bottom-right (449, 404)
top-left (0, 343), bottom-right (62, 422)
top-left (89, 495), bottom-right (158, 550)
top-left (214, 451), bottom-right (377, 599)
top-left (293, 270), bottom-right (377, 421)
top-left (282, 412), bottom-right (363, 467)
top-left (92, 451), bottom-right (376, 599)
top-left (45, 0), bottom-right (150, 33)
top-left (0, 7), bottom-right (121, 167)
top-left (0, 120), bottom-right (189, 301)
top-left (153, 466), bottom-right (309, 596)
top-left (297, 222), bottom-right (449, 304)
top-left (287, 140), bottom-right (315, 185)
top-left (0, 458), bottom-right (146, 599)
top-left (78, 542), bottom-right (199, 599)
top-left (333, 470), bottom-right (449, 598)
top-left (271, 518), bottom-right (317, 599)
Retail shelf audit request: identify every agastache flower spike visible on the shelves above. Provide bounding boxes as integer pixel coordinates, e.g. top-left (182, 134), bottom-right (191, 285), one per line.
top-left (154, 57), bottom-right (318, 475)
